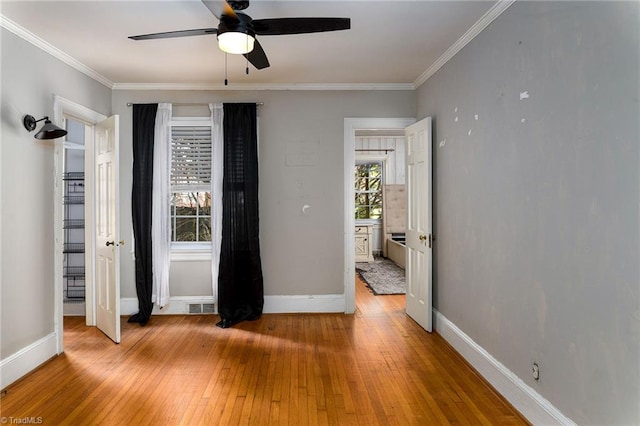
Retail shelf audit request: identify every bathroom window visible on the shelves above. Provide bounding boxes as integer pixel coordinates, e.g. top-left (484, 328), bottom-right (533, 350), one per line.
top-left (354, 162), bottom-right (383, 220)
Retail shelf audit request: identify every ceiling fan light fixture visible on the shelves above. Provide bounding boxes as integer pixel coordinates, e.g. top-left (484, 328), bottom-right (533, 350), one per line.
top-left (218, 31), bottom-right (255, 54)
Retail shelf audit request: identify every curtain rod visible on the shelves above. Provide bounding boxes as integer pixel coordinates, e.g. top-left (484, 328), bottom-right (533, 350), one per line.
top-left (126, 102), bottom-right (263, 107)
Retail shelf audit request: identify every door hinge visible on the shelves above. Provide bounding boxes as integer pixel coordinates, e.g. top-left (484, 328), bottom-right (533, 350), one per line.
top-left (428, 234), bottom-right (435, 248)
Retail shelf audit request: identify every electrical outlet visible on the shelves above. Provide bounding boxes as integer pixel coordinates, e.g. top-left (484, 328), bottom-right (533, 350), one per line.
top-left (532, 363), bottom-right (540, 381)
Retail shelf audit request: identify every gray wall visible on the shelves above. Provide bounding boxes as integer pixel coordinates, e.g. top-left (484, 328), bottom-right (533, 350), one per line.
top-left (417, 2), bottom-right (639, 424)
top-left (111, 90), bottom-right (415, 299)
top-left (1, 29), bottom-right (112, 358)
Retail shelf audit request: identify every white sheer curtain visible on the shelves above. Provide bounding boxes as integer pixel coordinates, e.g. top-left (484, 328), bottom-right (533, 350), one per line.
top-left (152, 103), bottom-right (172, 308)
top-left (210, 103), bottom-right (224, 306)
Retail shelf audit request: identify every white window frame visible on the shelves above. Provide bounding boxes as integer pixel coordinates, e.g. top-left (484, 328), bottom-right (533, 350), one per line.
top-left (170, 117), bottom-right (213, 260)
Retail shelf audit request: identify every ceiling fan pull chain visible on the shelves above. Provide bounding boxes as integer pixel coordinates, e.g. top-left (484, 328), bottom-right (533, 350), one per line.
top-left (224, 53), bottom-right (229, 86)
top-left (246, 37), bottom-right (250, 75)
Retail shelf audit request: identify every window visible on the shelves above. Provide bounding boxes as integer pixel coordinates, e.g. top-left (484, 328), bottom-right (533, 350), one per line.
top-left (354, 162), bottom-right (383, 220)
top-left (171, 122), bottom-right (212, 243)
top-left (171, 191), bottom-right (211, 242)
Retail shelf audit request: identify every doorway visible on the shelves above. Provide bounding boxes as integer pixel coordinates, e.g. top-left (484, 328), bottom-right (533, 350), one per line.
top-left (62, 118), bottom-right (87, 316)
top-left (354, 129), bottom-right (407, 259)
top-left (343, 118), bottom-right (415, 313)
top-left (53, 96), bottom-right (107, 353)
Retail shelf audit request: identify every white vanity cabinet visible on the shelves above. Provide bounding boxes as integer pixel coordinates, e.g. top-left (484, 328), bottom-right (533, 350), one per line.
top-left (355, 225), bottom-right (374, 262)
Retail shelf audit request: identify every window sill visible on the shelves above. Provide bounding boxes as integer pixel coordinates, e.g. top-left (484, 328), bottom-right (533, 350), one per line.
top-left (171, 244), bottom-right (212, 262)
top-left (355, 219), bottom-right (382, 226)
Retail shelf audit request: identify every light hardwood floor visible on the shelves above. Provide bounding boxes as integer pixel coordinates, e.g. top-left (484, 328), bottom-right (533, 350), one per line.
top-left (1, 277), bottom-right (528, 425)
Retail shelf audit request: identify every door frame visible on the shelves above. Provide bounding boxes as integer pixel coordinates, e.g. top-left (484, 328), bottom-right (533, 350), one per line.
top-left (343, 118), bottom-right (415, 313)
top-left (53, 95), bottom-right (107, 354)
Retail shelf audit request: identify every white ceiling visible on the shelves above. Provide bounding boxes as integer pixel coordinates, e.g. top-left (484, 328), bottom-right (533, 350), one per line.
top-left (0, 0), bottom-right (500, 88)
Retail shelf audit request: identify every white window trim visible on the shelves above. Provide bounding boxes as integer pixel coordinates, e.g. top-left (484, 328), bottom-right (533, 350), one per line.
top-left (171, 243), bottom-right (212, 261)
top-left (170, 117), bottom-right (212, 125)
top-left (355, 218), bottom-right (382, 225)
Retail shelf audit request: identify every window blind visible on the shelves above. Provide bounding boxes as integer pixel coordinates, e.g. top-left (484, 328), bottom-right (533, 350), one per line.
top-left (171, 125), bottom-right (212, 191)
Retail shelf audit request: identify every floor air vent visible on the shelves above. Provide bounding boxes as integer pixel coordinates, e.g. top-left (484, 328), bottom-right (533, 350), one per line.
top-left (189, 303), bottom-right (216, 314)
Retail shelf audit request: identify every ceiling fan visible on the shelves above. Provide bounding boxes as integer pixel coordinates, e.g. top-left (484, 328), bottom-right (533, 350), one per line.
top-left (128, 0), bottom-right (351, 71)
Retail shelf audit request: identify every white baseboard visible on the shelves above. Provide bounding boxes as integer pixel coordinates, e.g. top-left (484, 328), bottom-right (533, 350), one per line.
top-left (120, 296), bottom-right (216, 315)
top-left (434, 309), bottom-right (575, 426)
top-left (121, 294), bottom-right (346, 316)
top-left (63, 302), bottom-right (86, 316)
top-left (264, 294), bottom-right (345, 313)
top-left (0, 333), bottom-right (57, 389)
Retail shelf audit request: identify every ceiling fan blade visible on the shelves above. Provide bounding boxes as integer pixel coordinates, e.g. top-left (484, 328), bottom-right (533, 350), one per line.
top-left (129, 28), bottom-right (217, 41)
top-left (243, 40), bottom-right (270, 69)
top-left (252, 17), bottom-right (350, 36)
top-left (201, 0), bottom-right (237, 20)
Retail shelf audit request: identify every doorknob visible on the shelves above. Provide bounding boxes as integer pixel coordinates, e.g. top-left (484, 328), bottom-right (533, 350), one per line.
top-left (418, 234), bottom-right (427, 242)
top-left (106, 241), bottom-right (115, 246)
top-left (106, 240), bottom-right (125, 247)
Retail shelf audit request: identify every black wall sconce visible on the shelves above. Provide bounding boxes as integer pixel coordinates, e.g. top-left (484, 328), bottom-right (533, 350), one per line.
top-left (23, 115), bottom-right (68, 140)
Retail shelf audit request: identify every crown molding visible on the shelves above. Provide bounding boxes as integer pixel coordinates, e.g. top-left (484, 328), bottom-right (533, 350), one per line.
top-left (111, 82), bottom-right (415, 91)
top-left (0, 14), bottom-right (409, 92)
top-left (2, 0), bottom-right (515, 93)
top-left (413, 0), bottom-right (516, 88)
top-left (0, 14), bottom-right (114, 89)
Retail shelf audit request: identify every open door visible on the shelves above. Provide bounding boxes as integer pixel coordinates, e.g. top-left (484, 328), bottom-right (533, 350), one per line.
top-left (95, 115), bottom-right (121, 343)
top-left (405, 117), bottom-right (433, 332)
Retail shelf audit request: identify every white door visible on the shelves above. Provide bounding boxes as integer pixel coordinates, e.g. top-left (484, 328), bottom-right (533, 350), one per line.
top-left (95, 115), bottom-right (121, 343)
top-left (405, 117), bottom-right (433, 332)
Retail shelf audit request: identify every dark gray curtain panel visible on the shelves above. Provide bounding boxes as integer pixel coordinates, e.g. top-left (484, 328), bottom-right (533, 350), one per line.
top-left (129, 103), bottom-right (157, 326)
top-left (216, 103), bottom-right (264, 328)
